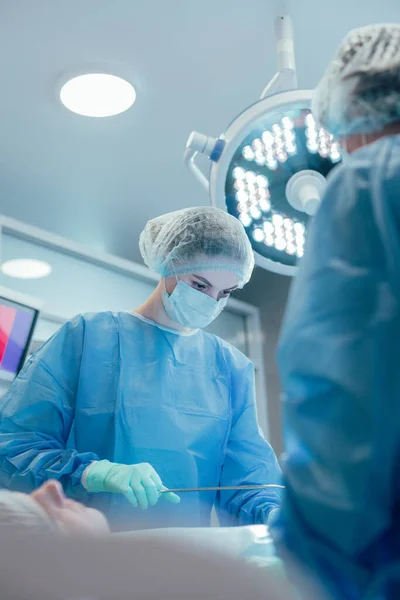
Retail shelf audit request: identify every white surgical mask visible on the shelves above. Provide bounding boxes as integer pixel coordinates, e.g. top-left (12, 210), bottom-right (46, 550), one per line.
top-left (162, 279), bottom-right (228, 329)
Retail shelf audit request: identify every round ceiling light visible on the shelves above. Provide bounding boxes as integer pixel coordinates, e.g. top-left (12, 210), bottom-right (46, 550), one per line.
top-left (60, 73), bottom-right (136, 117)
top-left (1, 259), bottom-right (52, 279)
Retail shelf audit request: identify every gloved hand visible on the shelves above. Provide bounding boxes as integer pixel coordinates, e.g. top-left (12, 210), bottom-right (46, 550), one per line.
top-left (85, 460), bottom-right (181, 509)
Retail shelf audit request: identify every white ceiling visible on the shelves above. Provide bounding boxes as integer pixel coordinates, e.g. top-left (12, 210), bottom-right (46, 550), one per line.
top-left (1, 0), bottom-right (399, 264)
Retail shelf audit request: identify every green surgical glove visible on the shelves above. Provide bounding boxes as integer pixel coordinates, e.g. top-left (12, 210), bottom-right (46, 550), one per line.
top-left (85, 460), bottom-right (181, 510)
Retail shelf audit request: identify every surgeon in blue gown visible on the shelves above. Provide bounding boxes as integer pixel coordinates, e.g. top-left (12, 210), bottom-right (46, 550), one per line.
top-left (0, 206), bottom-right (282, 531)
top-left (271, 24), bottom-right (400, 600)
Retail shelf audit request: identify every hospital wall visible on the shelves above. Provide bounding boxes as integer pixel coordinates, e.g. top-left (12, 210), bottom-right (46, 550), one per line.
top-left (236, 267), bottom-right (291, 456)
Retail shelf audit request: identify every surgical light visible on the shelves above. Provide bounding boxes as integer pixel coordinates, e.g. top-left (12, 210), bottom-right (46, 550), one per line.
top-left (183, 15), bottom-right (342, 276)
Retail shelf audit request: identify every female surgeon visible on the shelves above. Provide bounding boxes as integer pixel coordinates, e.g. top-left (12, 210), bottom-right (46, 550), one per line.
top-left (0, 206), bottom-right (282, 531)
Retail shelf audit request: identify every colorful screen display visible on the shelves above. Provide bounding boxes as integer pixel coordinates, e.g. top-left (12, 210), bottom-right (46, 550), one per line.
top-left (0, 298), bottom-right (38, 378)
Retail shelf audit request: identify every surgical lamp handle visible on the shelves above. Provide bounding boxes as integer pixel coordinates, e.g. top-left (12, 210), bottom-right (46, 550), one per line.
top-left (184, 131), bottom-right (220, 196)
top-left (183, 148), bottom-right (210, 193)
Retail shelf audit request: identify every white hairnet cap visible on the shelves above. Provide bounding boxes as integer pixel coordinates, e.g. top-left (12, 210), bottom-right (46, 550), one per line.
top-left (139, 206), bottom-right (255, 288)
top-left (312, 23), bottom-right (400, 137)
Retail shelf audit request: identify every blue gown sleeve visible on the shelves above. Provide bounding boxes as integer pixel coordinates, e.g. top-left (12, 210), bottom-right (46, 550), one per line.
top-left (217, 356), bottom-right (282, 526)
top-left (0, 315), bottom-right (98, 498)
top-left (271, 146), bottom-right (400, 596)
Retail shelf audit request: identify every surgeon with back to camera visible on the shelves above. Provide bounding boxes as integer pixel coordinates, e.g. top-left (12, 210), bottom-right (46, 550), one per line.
top-left (271, 23), bottom-right (400, 600)
top-left (0, 206), bottom-right (282, 531)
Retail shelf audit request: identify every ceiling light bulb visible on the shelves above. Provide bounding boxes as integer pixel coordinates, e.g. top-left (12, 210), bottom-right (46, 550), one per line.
top-left (275, 238), bottom-right (287, 252)
top-left (245, 171), bottom-right (257, 184)
top-left (250, 206), bottom-right (262, 220)
top-left (60, 73), bottom-right (136, 117)
top-left (265, 236), bottom-right (274, 247)
top-left (239, 213), bottom-right (252, 227)
top-left (232, 167), bottom-right (246, 180)
top-left (259, 198), bottom-right (271, 212)
top-left (1, 259), bottom-right (52, 279)
top-left (255, 175), bottom-right (268, 188)
top-left (234, 179), bottom-right (246, 190)
top-left (236, 190), bottom-right (249, 203)
top-left (282, 116), bottom-right (294, 129)
top-left (262, 131), bottom-right (274, 147)
top-left (242, 146), bottom-right (255, 161)
top-left (252, 139), bottom-right (263, 151)
top-left (294, 222), bottom-right (305, 235)
top-left (263, 221), bottom-right (274, 234)
top-left (272, 214), bottom-right (284, 227)
top-left (252, 228), bottom-right (265, 243)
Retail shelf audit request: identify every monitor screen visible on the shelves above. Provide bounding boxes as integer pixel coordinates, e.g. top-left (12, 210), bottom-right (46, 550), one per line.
top-left (0, 297), bottom-right (39, 381)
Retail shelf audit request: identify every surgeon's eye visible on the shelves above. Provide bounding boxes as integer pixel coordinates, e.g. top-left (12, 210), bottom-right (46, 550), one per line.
top-left (192, 280), bottom-right (208, 292)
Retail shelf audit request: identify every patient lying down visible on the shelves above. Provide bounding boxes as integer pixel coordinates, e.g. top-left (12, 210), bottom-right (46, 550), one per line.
top-left (0, 479), bottom-right (109, 536)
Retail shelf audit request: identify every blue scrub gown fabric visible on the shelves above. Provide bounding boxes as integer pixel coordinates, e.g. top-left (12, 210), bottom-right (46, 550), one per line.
top-left (0, 311), bottom-right (281, 531)
top-left (271, 136), bottom-right (400, 599)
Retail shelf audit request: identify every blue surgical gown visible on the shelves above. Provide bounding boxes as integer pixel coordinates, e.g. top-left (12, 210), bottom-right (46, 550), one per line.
top-left (0, 311), bottom-right (281, 531)
top-left (271, 135), bottom-right (400, 599)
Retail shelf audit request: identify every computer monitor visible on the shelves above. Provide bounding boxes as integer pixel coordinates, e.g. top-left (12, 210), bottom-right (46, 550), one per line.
top-left (0, 296), bottom-right (39, 382)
